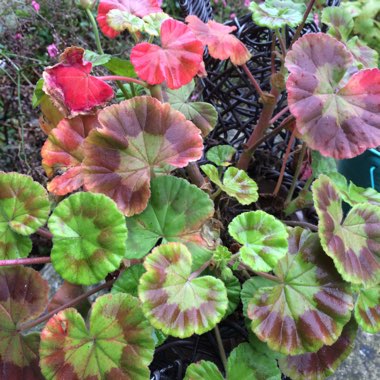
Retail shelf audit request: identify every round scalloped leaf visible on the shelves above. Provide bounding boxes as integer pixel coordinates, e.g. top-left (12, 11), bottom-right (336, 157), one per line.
top-left (206, 145), bottom-right (236, 167)
top-left (247, 228), bottom-right (354, 355)
top-left (166, 81), bottom-right (218, 137)
top-left (249, 0), bottom-right (306, 29)
top-left (279, 319), bottom-right (357, 380)
top-left (285, 33), bottom-right (380, 159)
top-left (97, 0), bottom-right (163, 38)
top-left (83, 96), bottom-right (203, 216)
top-left (142, 12), bottom-right (171, 36)
top-left (125, 175), bottom-right (214, 262)
top-left (138, 242), bottom-right (228, 338)
top-left (112, 264), bottom-right (146, 297)
top-left (347, 37), bottom-right (379, 69)
top-left (42, 114), bottom-right (100, 196)
top-left (228, 342), bottom-right (281, 380)
top-left (321, 6), bottom-right (354, 42)
top-left (229, 211), bottom-right (288, 272)
top-left (354, 285), bottom-right (380, 333)
top-left (312, 174), bottom-right (380, 286)
top-left (184, 360), bottom-right (223, 380)
top-left (40, 293), bottom-right (154, 380)
top-left (0, 266), bottom-right (48, 379)
top-left (311, 150), bottom-right (337, 177)
top-left (43, 47), bottom-right (114, 118)
top-left (241, 277), bottom-right (276, 318)
top-left (107, 9), bottom-right (144, 33)
top-left (48, 192), bottom-right (128, 285)
top-left (0, 172), bottom-right (50, 259)
top-left (201, 165), bottom-right (258, 205)
top-left (131, 19), bottom-right (204, 89)
top-left (185, 15), bottom-right (251, 66)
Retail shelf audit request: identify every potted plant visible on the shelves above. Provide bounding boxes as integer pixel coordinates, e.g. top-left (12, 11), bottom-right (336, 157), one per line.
top-left (0, 1), bottom-right (378, 379)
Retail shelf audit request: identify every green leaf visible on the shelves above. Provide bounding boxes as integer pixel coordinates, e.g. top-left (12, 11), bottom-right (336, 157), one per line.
top-left (40, 293), bottom-right (155, 380)
top-left (212, 245), bottom-right (232, 269)
top-left (228, 342), bottom-right (281, 380)
top-left (103, 57), bottom-right (137, 77)
top-left (48, 192), bottom-right (128, 285)
top-left (249, 0), bottom-right (306, 29)
top-left (107, 9), bottom-right (145, 33)
top-left (241, 277), bottom-right (276, 318)
top-left (0, 267), bottom-right (48, 379)
top-left (313, 174), bottom-right (380, 286)
top-left (166, 80), bottom-right (218, 136)
top-left (279, 318), bottom-right (358, 380)
top-left (32, 78), bottom-right (45, 108)
top-left (228, 211), bottom-right (288, 272)
top-left (222, 273), bottom-right (241, 317)
top-left (206, 145), bottom-right (236, 167)
top-left (0, 172), bottom-right (50, 259)
top-left (112, 264), bottom-right (146, 297)
top-left (184, 360), bottom-right (224, 380)
top-left (354, 285), bottom-right (380, 333)
top-left (322, 6), bottom-right (354, 42)
top-left (84, 50), bottom-right (111, 66)
top-left (247, 227), bottom-right (353, 355)
top-left (125, 176), bottom-right (214, 266)
top-left (138, 242), bottom-right (228, 338)
top-left (311, 150), bottom-right (337, 177)
top-left (346, 36), bottom-right (379, 69)
top-left (142, 13), bottom-right (171, 36)
top-left (202, 165), bottom-right (259, 205)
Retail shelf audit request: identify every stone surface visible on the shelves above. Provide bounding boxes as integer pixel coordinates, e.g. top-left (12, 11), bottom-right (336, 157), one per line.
top-left (329, 330), bottom-right (380, 379)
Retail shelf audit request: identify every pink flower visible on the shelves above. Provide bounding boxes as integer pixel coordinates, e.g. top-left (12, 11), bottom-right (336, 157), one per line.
top-left (32, 1), bottom-right (40, 12)
top-left (230, 13), bottom-right (236, 19)
top-left (244, 0), bottom-right (250, 6)
top-left (47, 43), bottom-right (59, 58)
top-left (15, 33), bottom-right (23, 40)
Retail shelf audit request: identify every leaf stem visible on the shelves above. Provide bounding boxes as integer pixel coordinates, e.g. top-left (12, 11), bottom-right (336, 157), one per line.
top-left (36, 227), bottom-right (53, 240)
top-left (97, 75), bottom-right (147, 87)
top-left (214, 325), bottom-right (228, 372)
top-left (186, 162), bottom-right (207, 189)
top-left (290, 0), bottom-right (316, 47)
top-left (85, 8), bottom-right (104, 55)
top-left (241, 63), bottom-right (265, 99)
top-left (253, 270), bottom-right (281, 283)
top-left (148, 84), bottom-right (164, 101)
top-left (275, 29), bottom-right (287, 57)
top-left (188, 260), bottom-right (211, 281)
top-left (0, 256), bottom-right (51, 267)
top-left (282, 220), bottom-right (318, 232)
top-left (18, 279), bottom-right (115, 332)
top-left (273, 126), bottom-right (297, 196)
top-left (285, 142), bottom-right (307, 204)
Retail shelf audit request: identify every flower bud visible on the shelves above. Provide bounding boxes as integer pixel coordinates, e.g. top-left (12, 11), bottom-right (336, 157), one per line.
top-left (76, 0), bottom-right (96, 10)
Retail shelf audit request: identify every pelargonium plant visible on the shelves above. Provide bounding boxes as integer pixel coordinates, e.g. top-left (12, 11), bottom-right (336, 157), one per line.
top-left (1, 0), bottom-right (379, 379)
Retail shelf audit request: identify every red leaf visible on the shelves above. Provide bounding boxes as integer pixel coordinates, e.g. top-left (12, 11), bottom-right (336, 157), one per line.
top-left (43, 47), bottom-right (114, 117)
top-left (186, 15), bottom-right (251, 66)
top-left (97, 0), bottom-right (162, 38)
top-left (41, 114), bottom-right (100, 195)
top-left (130, 19), bottom-right (204, 89)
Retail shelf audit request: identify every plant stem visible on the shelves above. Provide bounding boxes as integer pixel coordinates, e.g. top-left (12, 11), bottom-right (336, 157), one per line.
top-left (0, 257), bottom-right (51, 267)
top-left (18, 279), bottom-right (115, 332)
top-left (275, 29), bottom-right (287, 57)
top-left (148, 84), bottom-right (164, 101)
top-left (211, 187), bottom-right (223, 201)
top-left (282, 220), bottom-right (318, 232)
top-left (188, 260), bottom-right (211, 280)
top-left (241, 64), bottom-right (265, 99)
top-left (270, 106), bottom-right (289, 125)
top-left (36, 227), bottom-right (53, 240)
top-left (285, 142), bottom-right (307, 204)
top-left (97, 75), bottom-right (147, 87)
top-left (214, 325), bottom-right (228, 372)
top-left (290, 0), bottom-right (316, 47)
top-left (253, 270), bottom-right (281, 283)
top-left (85, 8), bottom-right (104, 54)
top-left (186, 162), bottom-right (206, 189)
top-left (237, 90), bottom-right (279, 170)
top-left (273, 127), bottom-right (297, 196)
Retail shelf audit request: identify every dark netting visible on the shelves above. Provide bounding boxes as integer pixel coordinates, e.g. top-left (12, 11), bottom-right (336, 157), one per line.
top-left (179, 0), bottom-right (341, 152)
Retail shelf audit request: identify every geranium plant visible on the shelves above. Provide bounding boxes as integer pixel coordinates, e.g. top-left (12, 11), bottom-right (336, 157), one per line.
top-left (1, 0), bottom-right (379, 379)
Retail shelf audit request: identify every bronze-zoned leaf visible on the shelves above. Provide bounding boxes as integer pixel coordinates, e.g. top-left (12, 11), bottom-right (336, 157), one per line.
top-left (83, 96), bottom-right (203, 216)
top-left (247, 228), bottom-right (353, 355)
top-left (354, 285), bottom-right (380, 333)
